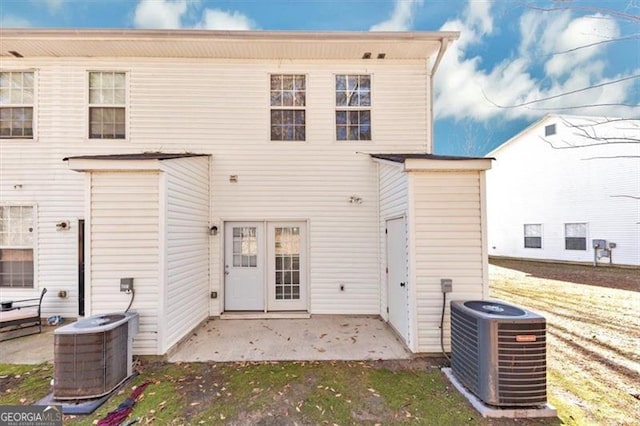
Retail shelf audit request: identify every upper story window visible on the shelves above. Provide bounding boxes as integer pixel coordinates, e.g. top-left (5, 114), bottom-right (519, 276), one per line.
top-left (0, 205), bottom-right (34, 288)
top-left (565, 223), bottom-right (587, 251)
top-left (524, 224), bottom-right (542, 249)
top-left (336, 74), bottom-right (371, 141)
top-left (270, 74), bottom-right (305, 141)
top-left (89, 71), bottom-right (126, 139)
top-left (0, 71), bottom-right (34, 139)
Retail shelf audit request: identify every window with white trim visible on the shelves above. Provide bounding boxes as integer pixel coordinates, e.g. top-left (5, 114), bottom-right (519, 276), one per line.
top-left (524, 224), bottom-right (542, 248)
top-left (270, 74), bottom-right (305, 141)
top-left (0, 206), bottom-right (34, 288)
top-left (0, 71), bottom-right (34, 139)
top-left (335, 74), bottom-right (371, 141)
top-left (565, 223), bottom-right (587, 250)
top-left (88, 71), bottom-right (126, 139)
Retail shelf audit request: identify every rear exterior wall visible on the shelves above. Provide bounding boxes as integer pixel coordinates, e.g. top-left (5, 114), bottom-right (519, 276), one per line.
top-left (0, 57), bottom-right (432, 318)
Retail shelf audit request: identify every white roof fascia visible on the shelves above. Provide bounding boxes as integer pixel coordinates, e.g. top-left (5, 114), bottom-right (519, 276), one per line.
top-left (404, 158), bottom-right (493, 172)
top-left (67, 158), bottom-right (163, 172)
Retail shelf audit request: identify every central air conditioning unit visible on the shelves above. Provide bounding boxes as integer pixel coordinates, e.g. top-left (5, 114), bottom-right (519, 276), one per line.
top-left (450, 300), bottom-right (547, 408)
top-left (53, 312), bottom-right (139, 400)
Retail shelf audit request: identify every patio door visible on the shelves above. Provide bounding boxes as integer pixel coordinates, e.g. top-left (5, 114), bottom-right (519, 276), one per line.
top-left (267, 222), bottom-right (307, 311)
top-left (224, 222), bottom-right (264, 311)
top-left (386, 217), bottom-right (409, 343)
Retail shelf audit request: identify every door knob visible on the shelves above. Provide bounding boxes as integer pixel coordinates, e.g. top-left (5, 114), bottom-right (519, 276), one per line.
top-left (400, 282), bottom-right (406, 287)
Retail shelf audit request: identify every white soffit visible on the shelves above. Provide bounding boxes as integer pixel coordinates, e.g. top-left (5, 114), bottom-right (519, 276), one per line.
top-left (0, 29), bottom-right (459, 60)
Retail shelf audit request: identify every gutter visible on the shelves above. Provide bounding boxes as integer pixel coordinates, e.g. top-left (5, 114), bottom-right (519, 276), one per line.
top-left (428, 36), bottom-right (454, 153)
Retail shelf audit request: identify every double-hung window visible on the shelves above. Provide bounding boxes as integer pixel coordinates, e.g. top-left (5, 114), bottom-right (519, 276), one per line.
top-left (565, 223), bottom-right (587, 250)
top-left (524, 224), bottom-right (542, 249)
top-left (89, 71), bottom-right (126, 139)
top-left (0, 206), bottom-right (34, 288)
top-left (335, 74), bottom-right (371, 141)
top-left (0, 71), bottom-right (34, 139)
top-left (270, 74), bottom-right (305, 141)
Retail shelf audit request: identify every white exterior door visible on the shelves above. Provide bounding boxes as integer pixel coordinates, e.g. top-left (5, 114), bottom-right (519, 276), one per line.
top-left (267, 222), bottom-right (307, 311)
top-left (387, 217), bottom-right (409, 342)
top-left (224, 222), bottom-right (264, 311)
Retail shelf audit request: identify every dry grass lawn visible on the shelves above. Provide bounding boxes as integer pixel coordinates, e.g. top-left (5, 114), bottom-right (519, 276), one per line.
top-left (490, 258), bottom-right (640, 426)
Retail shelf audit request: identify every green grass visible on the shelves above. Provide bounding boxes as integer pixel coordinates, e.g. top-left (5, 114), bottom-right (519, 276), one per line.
top-left (1, 361), bottom-right (560, 425)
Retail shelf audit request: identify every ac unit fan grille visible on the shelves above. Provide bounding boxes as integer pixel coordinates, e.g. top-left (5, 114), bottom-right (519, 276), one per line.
top-left (450, 307), bottom-right (479, 396)
top-left (497, 322), bottom-right (547, 406)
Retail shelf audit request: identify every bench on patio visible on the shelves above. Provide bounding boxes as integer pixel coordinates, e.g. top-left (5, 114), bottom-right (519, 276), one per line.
top-left (0, 288), bottom-right (47, 342)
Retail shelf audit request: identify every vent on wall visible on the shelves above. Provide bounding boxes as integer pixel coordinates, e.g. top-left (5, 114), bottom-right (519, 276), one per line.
top-left (544, 124), bottom-right (556, 136)
top-left (450, 300), bottom-right (547, 408)
top-left (53, 312), bottom-right (139, 400)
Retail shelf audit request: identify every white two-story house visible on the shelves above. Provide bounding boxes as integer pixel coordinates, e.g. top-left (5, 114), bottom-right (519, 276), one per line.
top-left (0, 29), bottom-right (492, 356)
top-left (487, 115), bottom-right (640, 267)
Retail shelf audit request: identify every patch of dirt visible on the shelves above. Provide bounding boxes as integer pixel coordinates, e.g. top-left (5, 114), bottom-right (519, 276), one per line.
top-left (490, 259), bottom-right (640, 425)
top-left (491, 258), bottom-right (640, 291)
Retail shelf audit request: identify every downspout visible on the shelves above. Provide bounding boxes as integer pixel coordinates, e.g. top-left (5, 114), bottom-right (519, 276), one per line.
top-left (428, 37), bottom-right (450, 154)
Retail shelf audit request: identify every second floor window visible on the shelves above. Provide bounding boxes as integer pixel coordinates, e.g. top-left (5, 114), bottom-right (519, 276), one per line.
top-left (336, 74), bottom-right (371, 141)
top-left (270, 74), bottom-right (305, 141)
top-left (0, 71), bottom-right (34, 139)
top-left (89, 71), bottom-right (126, 139)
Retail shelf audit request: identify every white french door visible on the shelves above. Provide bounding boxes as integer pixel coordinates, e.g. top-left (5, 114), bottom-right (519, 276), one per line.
top-left (267, 222), bottom-right (307, 311)
top-left (224, 222), bottom-right (264, 311)
top-left (224, 221), bottom-right (307, 312)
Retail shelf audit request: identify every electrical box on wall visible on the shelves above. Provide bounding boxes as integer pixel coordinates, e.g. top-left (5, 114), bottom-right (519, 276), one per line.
top-left (592, 239), bottom-right (607, 249)
top-left (120, 277), bottom-right (134, 292)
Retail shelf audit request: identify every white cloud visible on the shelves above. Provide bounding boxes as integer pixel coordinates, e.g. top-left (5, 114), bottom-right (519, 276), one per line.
top-left (434, 1), bottom-right (638, 122)
top-left (370, 0), bottom-right (423, 31)
top-left (0, 15), bottom-right (32, 28)
top-left (134, 0), bottom-right (188, 29)
top-left (133, 0), bottom-right (254, 30)
top-left (44, 0), bottom-right (64, 12)
top-left (197, 9), bottom-right (253, 30)
top-left (544, 14), bottom-right (620, 77)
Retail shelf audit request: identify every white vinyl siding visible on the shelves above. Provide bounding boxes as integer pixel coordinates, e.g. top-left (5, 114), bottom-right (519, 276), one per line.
top-left (162, 156), bottom-right (210, 353)
top-left (0, 56), bottom-right (431, 349)
top-left (378, 162), bottom-right (408, 320)
top-left (487, 117), bottom-right (640, 266)
top-left (410, 171), bottom-right (486, 353)
top-left (89, 171), bottom-right (160, 355)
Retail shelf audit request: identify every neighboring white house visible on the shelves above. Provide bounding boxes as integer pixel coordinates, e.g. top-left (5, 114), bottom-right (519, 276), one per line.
top-left (0, 29), bottom-right (492, 356)
top-left (487, 114), bottom-right (640, 267)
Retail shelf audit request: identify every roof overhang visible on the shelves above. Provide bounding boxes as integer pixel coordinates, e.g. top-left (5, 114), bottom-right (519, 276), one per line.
top-left (371, 153), bottom-right (493, 172)
top-left (64, 152), bottom-right (209, 172)
top-left (0, 29), bottom-right (460, 61)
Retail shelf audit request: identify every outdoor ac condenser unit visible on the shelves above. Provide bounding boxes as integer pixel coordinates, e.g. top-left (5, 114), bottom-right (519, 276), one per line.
top-left (53, 312), bottom-right (139, 400)
top-left (450, 300), bottom-right (547, 407)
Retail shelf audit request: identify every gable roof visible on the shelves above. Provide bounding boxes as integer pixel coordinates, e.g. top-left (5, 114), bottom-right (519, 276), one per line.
top-left (486, 114), bottom-right (638, 157)
top-left (0, 29), bottom-right (459, 61)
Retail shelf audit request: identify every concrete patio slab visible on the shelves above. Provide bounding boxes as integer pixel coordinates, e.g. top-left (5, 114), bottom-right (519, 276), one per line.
top-left (0, 325), bottom-right (56, 364)
top-left (168, 315), bottom-right (411, 362)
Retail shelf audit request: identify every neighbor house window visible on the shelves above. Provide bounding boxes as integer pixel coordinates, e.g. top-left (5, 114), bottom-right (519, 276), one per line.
top-left (270, 74), bottom-right (305, 141)
top-left (565, 223), bottom-right (587, 250)
top-left (0, 71), bottom-right (34, 139)
top-left (336, 74), bottom-right (371, 141)
top-left (88, 71), bottom-right (126, 139)
top-left (524, 224), bottom-right (542, 248)
top-left (544, 124), bottom-right (556, 136)
top-left (0, 206), bottom-right (34, 288)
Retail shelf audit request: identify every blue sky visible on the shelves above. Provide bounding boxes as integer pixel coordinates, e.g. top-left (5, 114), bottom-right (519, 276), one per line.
top-left (1, 0), bottom-right (638, 155)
